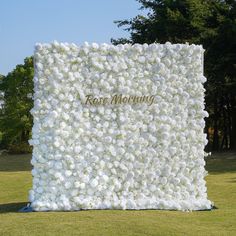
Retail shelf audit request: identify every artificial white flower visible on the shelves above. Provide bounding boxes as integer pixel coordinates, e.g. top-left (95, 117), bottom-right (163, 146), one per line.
top-left (29, 41), bottom-right (212, 211)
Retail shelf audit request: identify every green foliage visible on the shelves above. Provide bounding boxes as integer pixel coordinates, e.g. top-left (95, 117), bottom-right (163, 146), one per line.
top-left (8, 142), bottom-right (33, 154)
top-left (112, 0), bottom-right (236, 150)
top-left (112, 0), bottom-right (225, 45)
top-left (0, 57), bottom-right (34, 151)
top-left (0, 0), bottom-right (235, 152)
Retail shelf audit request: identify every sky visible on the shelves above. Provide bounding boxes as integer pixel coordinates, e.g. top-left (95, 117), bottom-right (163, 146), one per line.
top-left (0, 0), bottom-right (147, 76)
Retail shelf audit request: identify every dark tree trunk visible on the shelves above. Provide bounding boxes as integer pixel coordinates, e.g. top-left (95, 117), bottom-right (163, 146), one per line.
top-left (21, 130), bottom-right (28, 143)
top-left (221, 96), bottom-right (228, 150)
top-left (212, 95), bottom-right (219, 151)
top-left (231, 95), bottom-right (236, 150)
top-left (226, 95), bottom-right (232, 149)
top-left (205, 125), bottom-right (210, 151)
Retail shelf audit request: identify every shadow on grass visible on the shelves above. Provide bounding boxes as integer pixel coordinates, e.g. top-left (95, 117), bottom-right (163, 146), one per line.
top-left (0, 152), bottom-right (235, 174)
top-left (205, 152), bottom-right (236, 174)
top-left (228, 177), bottom-right (236, 183)
top-left (0, 202), bottom-right (218, 214)
top-left (0, 154), bottom-right (32, 172)
top-left (0, 202), bottom-right (29, 213)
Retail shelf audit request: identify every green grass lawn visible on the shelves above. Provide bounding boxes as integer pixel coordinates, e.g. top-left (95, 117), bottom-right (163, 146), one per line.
top-left (0, 152), bottom-right (236, 236)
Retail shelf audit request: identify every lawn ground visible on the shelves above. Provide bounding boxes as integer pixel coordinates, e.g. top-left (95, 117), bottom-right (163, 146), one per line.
top-left (0, 152), bottom-right (235, 236)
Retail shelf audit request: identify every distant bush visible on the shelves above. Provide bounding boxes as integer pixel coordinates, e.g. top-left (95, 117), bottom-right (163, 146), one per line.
top-left (8, 142), bottom-right (32, 154)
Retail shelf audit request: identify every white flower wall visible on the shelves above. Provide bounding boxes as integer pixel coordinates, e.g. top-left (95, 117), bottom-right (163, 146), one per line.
top-left (29, 41), bottom-right (212, 211)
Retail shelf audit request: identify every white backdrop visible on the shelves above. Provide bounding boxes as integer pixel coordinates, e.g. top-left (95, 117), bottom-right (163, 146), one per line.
top-left (29, 41), bottom-right (212, 211)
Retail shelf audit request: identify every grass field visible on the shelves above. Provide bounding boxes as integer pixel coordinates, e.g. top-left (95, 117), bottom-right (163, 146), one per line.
top-left (0, 152), bottom-right (236, 236)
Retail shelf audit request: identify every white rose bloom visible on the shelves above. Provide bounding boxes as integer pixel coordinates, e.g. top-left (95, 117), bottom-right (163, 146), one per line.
top-left (29, 42), bottom-right (212, 211)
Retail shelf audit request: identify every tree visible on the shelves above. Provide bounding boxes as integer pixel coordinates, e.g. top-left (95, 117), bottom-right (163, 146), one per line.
top-left (205, 4), bottom-right (236, 150)
top-left (112, 0), bottom-right (236, 151)
top-left (0, 75), bottom-right (4, 109)
top-left (0, 75), bottom-right (4, 145)
top-left (112, 0), bottom-right (226, 46)
top-left (0, 57), bottom-right (34, 152)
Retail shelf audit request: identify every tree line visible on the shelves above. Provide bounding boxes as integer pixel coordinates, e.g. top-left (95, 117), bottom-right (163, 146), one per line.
top-left (0, 0), bottom-right (235, 153)
top-left (113, 0), bottom-right (236, 151)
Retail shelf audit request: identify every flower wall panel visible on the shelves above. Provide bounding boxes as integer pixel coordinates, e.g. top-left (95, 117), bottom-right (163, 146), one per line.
top-left (29, 42), bottom-right (212, 211)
